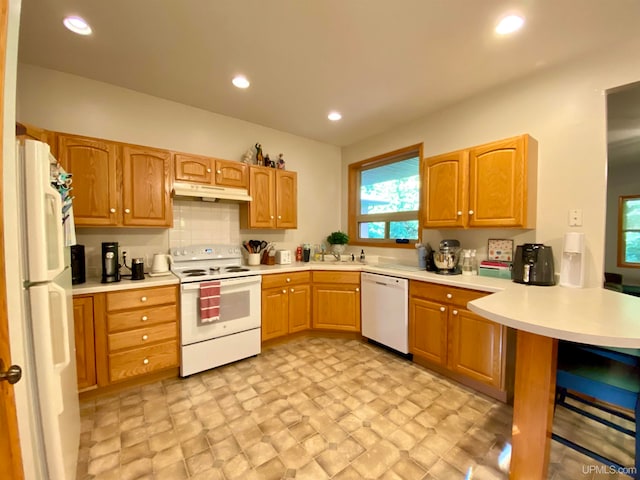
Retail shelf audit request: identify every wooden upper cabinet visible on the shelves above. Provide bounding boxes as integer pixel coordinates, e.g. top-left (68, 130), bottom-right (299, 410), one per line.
top-left (275, 170), bottom-right (297, 228)
top-left (57, 134), bottom-right (119, 226)
top-left (174, 153), bottom-right (214, 184)
top-left (468, 135), bottom-right (534, 228)
top-left (215, 159), bottom-right (248, 188)
top-left (423, 134), bottom-right (536, 229)
top-left (423, 150), bottom-right (467, 228)
top-left (122, 146), bottom-right (172, 227)
top-left (174, 154), bottom-right (247, 188)
top-left (248, 167), bottom-right (276, 228)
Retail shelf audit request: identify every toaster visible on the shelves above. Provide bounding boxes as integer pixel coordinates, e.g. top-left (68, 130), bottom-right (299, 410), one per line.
top-left (512, 243), bottom-right (555, 286)
top-left (275, 250), bottom-right (292, 264)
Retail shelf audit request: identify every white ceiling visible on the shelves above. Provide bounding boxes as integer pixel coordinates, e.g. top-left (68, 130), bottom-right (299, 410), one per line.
top-left (17, 0), bottom-right (640, 147)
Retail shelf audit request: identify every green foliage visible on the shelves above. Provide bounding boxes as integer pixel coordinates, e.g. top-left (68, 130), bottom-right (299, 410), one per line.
top-left (327, 231), bottom-right (349, 245)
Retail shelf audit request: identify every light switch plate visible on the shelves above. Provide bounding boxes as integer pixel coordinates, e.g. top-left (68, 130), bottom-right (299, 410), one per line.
top-left (569, 209), bottom-right (583, 226)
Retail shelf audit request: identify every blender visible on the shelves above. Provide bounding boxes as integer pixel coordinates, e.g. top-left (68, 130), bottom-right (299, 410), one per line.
top-left (433, 239), bottom-right (461, 275)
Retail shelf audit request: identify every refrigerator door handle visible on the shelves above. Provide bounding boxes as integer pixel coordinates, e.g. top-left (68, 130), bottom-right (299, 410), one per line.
top-left (49, 282), bottom-right (71, 372)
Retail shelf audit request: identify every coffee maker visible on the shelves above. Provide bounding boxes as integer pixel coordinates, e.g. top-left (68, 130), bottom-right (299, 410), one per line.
top-left (512, 243), bottom-right (555, 286)
top-left (101, 242), bottom-right (121, 283)
top-left (433, 239), bottom-right (461, 275)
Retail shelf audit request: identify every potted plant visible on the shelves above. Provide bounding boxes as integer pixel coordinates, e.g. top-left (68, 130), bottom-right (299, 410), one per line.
top-left (327, 231), bottom-right (349, 255)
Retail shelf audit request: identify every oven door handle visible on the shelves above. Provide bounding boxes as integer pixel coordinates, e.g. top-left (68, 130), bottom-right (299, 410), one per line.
top-left (181, 275), bottom-right (262, 291)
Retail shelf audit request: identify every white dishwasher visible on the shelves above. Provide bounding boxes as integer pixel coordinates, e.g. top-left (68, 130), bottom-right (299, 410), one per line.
top-left (361, 272), bottom-right (409, 354)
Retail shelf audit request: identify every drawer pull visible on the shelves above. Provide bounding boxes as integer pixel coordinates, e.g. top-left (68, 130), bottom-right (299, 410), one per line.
top-left (290, 288), bottom-right (295, 293)
top-left (206, 168), bottom-right (211, 173)
top-left (124, 208), bottom-right (130, 214)
top-left (440, 306), bottom-right (446, 312)
top-left (446, 293), bottom-right (453, 299)
top-left (110, 208), bottom-right (116, 213)
top-left (141, 296), bottom-right (147, 302)
top-left (286, 278), bottom-right (291, 283)
top-left (355, 287), bottom-right (359, 292)
top-left (142, 334), bottom-right (149, 341)
top-left (216, 170), bottom-right (222, 174)
top-left (282, 289), bottom-right (287, 294)
top-left (141, 315), bottom-right (148, 322)
top-left (143, 358), bottom-right (149, 365)
top-left (452, 310), bottom-right (458, 315)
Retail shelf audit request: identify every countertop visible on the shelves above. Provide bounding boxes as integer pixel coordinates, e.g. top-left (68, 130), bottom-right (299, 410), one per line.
top-left (72, 274), bottom-right (179, 295)
top-left (468, 284), bottom-right (640, 348)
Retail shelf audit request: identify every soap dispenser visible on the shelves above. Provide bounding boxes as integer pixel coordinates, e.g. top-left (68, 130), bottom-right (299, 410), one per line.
top-left (359, 249), bottom-right (365, 263)
top-left (559, 232), bottom-right (585, 288)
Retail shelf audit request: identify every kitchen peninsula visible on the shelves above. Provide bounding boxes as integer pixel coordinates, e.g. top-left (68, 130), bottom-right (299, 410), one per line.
top-left (469, 286), bottom-right (640, 479)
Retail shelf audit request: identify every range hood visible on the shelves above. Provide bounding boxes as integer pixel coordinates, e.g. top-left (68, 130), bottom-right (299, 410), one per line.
top-left (172, 182), bottom-right (252, 202)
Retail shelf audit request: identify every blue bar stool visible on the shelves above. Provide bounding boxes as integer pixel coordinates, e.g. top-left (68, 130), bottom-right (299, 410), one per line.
top-left (553, 341), bottom-right (639, 478)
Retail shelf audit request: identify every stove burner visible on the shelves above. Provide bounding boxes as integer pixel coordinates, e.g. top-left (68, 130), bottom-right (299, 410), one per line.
top-left (225, 267), bottom-right (250, 272)
top-left (185, 272), bottom-right (207, 277)
top-left (183, 269), bottom-right (206, 274)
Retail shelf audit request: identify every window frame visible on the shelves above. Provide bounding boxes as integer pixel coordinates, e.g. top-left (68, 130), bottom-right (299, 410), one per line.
top-left (348, 143), bottom-right (423, 248)
top-left (618, 194), bottom-right (640, 268)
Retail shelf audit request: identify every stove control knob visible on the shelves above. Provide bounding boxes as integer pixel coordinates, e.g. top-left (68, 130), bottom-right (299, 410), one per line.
top-left (182, 250), bottom-right (187, 256)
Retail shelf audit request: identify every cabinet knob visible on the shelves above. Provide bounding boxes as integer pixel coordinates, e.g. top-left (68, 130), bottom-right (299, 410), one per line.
top-left (290, 288), bottom-right (295, 293)
top-left (282, 289), bottom-right (287, 294)
top-left (216, 170), bottom-right (222, 174)
top-left (270, 215), bottom-right (274, 219)
top-left (446, 293), bottom-right (452, 299)
top-left (124, 208), bottom-right (131, 214)
top-left (206, 168), bottom-right (211, 173)
top-left (141, 296), bottom-right (147, 302)
top-left (141, 315), bottom-right (148, 322)
top-left (468, 210), bottom-right (474, 215)
top-left (143, 358), bottom-right (149, 365)
top-left (355, 287), bottom-right (360, 292)
top-left (278, 215), bottom-right (281, 219)
top-left (452, 310), bottom-right (458, 315)
top-left (110, 208), bottom-right (116, 213)
top-left (440, 306), bottom-right (446, 312)
top-left (142, 334), bottom-right (149, 341)
top-left (286, 278), bottom-right (291, 283)
top-left (457, 211), bottom-right (462, 216)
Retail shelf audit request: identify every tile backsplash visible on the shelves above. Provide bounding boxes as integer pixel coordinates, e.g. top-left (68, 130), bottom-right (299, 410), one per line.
top-left (169, 199), bottom-right (240, 248)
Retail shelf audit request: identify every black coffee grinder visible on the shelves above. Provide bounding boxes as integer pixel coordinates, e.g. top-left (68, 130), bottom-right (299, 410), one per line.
top-left (101, 242), bottom-right (121, 283)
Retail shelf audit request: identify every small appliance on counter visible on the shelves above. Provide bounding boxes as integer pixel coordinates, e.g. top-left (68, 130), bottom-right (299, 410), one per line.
top-left (559, 232), bottom-right (585, 288)
top-left (275, 250), bottom-right (292, 264)
top-left (70, 244), bottom-right (86, 285)
top-left (131, 258), bottom-right (145, 281)
top-left (512, 243), bottom-right (555, 286)
top-left (101, 242), bottom-right (120, 283)
top-left (150, 253), bottom-right (172, 276)
top-left (434, 239), bottom-right (461, 275)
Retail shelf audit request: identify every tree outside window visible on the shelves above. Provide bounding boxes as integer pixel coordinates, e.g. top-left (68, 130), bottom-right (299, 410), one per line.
top-left (618, 194), bottom-right (640, 267)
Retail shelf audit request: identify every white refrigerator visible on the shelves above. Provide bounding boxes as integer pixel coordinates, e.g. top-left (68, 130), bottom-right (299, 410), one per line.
top-left (19, 139), bottom-right (80, 479)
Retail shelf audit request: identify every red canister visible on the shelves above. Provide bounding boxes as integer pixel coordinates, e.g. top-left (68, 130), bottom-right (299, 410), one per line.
top-left (295, 246), bottom-right (303, 262)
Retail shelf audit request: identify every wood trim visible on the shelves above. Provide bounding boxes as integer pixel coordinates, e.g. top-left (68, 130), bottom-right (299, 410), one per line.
top-left (348, 143), bottom-right (423, 247)
top-left (617, 194), bottom-right (640, 268)
top-left (79, 367), bottom-right (179, 401)
top-left (93, 293), bottom-right (110, 387)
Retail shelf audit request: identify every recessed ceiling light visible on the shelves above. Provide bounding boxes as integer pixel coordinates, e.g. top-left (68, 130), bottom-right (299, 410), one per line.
top-left (495, 14), bottom-right (524, 35)
top-left (232, 75), bottom-right (250, 89)
top-left (328, 112), bottom-right (342, 121)
top-left (63, 16), bottom-right (92, 36)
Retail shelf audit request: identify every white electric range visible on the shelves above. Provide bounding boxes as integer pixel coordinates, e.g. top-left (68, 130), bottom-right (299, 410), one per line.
top-left (171, 244), bottom-right (262, 376)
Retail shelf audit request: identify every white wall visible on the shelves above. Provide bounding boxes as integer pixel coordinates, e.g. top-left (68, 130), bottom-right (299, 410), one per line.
top-left (605, 162), bottom-right (640, 284)
top-left (16, 64), bottom-right (342, 273)
top-left (342, 37), bottom-right (640, 287)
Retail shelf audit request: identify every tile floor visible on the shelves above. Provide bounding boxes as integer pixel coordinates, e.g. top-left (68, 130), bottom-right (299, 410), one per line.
top-left (77, 337), bottom-right (635, 479)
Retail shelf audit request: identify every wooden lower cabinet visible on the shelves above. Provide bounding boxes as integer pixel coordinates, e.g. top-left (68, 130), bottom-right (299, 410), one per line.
top-left (312, 271), bottom-right (360, 332)
top-left (409, 280), bottom-right (511, 400)
top-left (261, 272), bottom-right (310, 341)
top-left (76, 284), bottom-right (180, 391)
top-left (73, 296), bottom-right (97, 390)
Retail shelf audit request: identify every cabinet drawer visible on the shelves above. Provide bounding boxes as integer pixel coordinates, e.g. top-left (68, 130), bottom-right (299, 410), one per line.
top-left (108, 322), bottom-right (177, 352)
top-left (409, 281), bottom-right (486, 307)
top-left (312, 271), bottom-right (360, 284)
top-left (106, 286), bottom-right (177, 311)
top-left (109, 340), bottom-right (178, 383)
top-left (107, 304), bottom-right (177, 332)
top-left (262, 271), bottom-right (310, 289)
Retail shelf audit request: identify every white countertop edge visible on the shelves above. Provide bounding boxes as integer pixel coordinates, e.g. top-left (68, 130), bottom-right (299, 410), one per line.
top-left (72, 274), bottom-right (179, 295)
top-left (468, 285), bottom-right (640, 348)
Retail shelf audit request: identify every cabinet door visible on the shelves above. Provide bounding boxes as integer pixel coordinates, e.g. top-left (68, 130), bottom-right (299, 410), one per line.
top-left (215, 159), bottom-right (248, 188)
top-left (262, 287), bottom-right (288, 341)
top-left (312, 284), bottom-right (360, 331)
top-left (174, 153), bottom-right (214, 184)
top-left (58, 135), bottom-right (119, 226)
top-left (122, 146), bottom-right (172, 227)
top-left (288, 284), bottom-right (310, 333)
top-left (248, 167), bottom-right (276, 228)
top-left (448, 308), bottom-right (504, 388)
top-left (409, 297), bottom-right (448, 365)
top-left (468, 135), bottom-right (526, 227)
top-left (275, 170), bottom-right (297, 229)
top-left (73, 296), bottom-right (96, 390)
top-left (423, 150), bottom-right (467, 228)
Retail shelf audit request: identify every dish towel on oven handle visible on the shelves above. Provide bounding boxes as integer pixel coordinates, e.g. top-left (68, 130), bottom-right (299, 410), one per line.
top-left (200, 280), bottom-right (221, 323)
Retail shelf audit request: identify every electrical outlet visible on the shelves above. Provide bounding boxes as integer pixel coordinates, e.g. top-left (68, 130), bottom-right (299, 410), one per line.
top-left (568, 209), bottom-right (583, 226)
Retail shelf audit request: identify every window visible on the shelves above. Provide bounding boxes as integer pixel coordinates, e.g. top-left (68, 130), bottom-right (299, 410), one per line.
top-left (348, 144), bottom-right (422, 247)
top-left (618, 194), bottom-right (640, 267)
